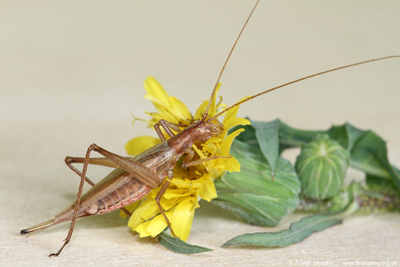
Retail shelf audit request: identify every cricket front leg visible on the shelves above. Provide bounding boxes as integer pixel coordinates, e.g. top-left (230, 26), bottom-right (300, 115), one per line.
top-left (154, 119), bottom-right (187, 140)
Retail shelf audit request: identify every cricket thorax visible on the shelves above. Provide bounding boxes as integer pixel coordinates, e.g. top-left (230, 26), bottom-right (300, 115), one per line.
top-left (167, 120), bottom-right (224, 154)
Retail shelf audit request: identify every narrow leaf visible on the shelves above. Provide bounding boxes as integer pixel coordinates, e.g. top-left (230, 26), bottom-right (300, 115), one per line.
top-left (221, 185), bottom-right (360, 248)
top-left (250, 119), bottom-right (280, 178)
top-left (221, 213), bottom-right (342, 248)
top-left (158, 231), bottom-right (212, 254)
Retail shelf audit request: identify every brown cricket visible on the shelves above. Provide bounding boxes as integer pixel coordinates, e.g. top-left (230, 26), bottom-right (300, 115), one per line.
top-left (21, 0), bottom-right (399, 257)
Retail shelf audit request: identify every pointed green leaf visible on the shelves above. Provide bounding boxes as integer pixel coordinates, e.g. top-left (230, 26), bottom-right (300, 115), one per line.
top-left (221, 191), bottom-right (360, 249)
top-left (344, 123), bottom-right (365, 151)
top-left (250, 119), bottom-right (280, 178)
top-left (221, 212), bottom-right (342, 247)
top-left (158, 231), bottom-right (212, 254)
top-left (350, 130), bottom-right (400, 189)
top-left (278, 121), bottom-right (322, 152)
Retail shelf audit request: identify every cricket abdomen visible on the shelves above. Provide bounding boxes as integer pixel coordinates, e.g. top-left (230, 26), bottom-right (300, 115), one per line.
top-left (94, 178), bottom-right (152, 215)
top-left (21, 169), bottom-right (154, 235)
top-left (53, 169), bottom-right (153, 222)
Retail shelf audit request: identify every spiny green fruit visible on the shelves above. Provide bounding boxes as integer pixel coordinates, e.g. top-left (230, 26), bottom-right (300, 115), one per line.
top-left (295, 134), bottom-right (349, 200)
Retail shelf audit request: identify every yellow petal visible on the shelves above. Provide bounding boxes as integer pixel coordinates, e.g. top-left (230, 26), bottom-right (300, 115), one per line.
top-left (163, 190), bottom-right (191, 198)
top-left (171, 197), bottom-right (196, 241)
top-left (224, 117), bottom-right (251, 133)
top-left (170, 178), bottom-right (204, 189)
top-left (143, 95), bottom-right (179, 124)
top-left (223, 157), bottom-right (241, 172)
top-left (141, 202), bottom-right (161, 220)
top-left (222, 96), bottom-right (246, 123)
top-left (208, 83), bottom-right (221, 118)
top-left (192, 145), bottom-right (207, 159)
top-left (202, 140), bottom-right (221, 156)
top-left (169, 97), bottom-right (192, 122)
top-left (194, 100), bottom-right (208, 120)
top-left (159, 196), bottom-right (179, 210)
top-left (135, 220), bottom-right (152, 238)
top-left (143, 76), bottom-right (193, 125)
top-left (144, 76), bottom-right (170, 108)
top-left (125, 136), bottom-right (161, 156)
top-left (204, 158), bottom-right (221, 171)
top-left (197, 176), bottom-right (217, 202)
top-left (146, 211), bottom-right (173, 237)
top-left (143, 94), bottom-right (173, 113)
top-left (128, 199), bottom-right (152, 230)
top-left (221, 128), bottom-right (245, 156)
top-left (223, 97), bottom-right (250, 130)
top-left (193, 83), bottom-right (222, 120)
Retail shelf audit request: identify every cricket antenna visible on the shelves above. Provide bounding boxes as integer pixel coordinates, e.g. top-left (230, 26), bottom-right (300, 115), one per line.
top-left (206, 55), bottom-right (400, 123)
top-left (202, 0), bottom-right (260, 121)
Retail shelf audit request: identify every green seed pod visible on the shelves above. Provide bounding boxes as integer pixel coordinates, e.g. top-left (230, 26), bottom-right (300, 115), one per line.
top-left (295, 134), bottom-right (349, 200)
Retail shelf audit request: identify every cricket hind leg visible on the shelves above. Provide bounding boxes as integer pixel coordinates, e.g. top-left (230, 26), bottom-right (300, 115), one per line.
top-left (64, 156), bottom-right (132, 216)
top-left (65, 156), bottom-right (126, 186)
top-left (50, 143), bottom-right (161, 257)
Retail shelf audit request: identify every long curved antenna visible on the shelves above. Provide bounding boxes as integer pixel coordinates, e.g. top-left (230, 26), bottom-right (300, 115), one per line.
top-left (202, 0), bottom-right (260, 121)
top-left (206, 55), bottom-right (400, 123)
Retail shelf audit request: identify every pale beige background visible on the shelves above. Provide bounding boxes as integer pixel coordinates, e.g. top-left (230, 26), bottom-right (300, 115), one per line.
top-left (1, 1), bottom-right (400, 266)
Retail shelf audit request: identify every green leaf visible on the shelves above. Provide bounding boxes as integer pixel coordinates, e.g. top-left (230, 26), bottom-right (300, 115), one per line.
top-left (158, 231), bottom-right (212, 254)
top-left (221, 212), bottom-right (342, 247)
top-left (295, 134), bottom-right (350, 200)
top-left (221, 192), bottom-right (359, 248)
top-left (278, 122), bottom-right (361, 151)
top-left (344, 123), bottom-right (365, 150)
top-left (214, 140), bottom-right (300, 226)
top-left (278, 121), bottom-right (322, 152)
top-left (350, 130), bottom-right (400, 189)
top-left (250, 119), bottom-right (280, 178)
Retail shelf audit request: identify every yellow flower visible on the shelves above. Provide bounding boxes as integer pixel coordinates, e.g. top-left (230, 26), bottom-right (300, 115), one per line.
top-left (122, 76), bottom-right (250, 241)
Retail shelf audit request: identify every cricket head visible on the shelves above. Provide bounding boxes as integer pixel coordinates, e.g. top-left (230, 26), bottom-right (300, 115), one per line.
top-left (189, 119), bottom-right (224, 143)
